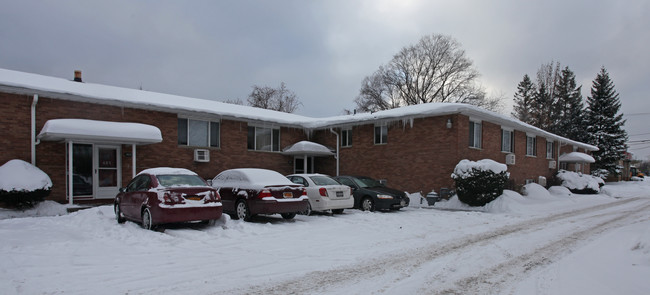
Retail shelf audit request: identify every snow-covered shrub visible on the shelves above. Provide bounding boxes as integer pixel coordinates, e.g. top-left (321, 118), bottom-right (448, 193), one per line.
top-left (556, 170), bottom-right (604, 194)
top-left (451, 159), bottom-right (509, 207)
top-left (521, 183), bottom-right (551, 199)
top-left (591, 168), bottom-right (609, 180)
top-left (0, 160), bottom-right (52, 209)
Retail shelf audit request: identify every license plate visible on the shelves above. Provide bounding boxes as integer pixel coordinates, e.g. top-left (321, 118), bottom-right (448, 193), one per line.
top-left (336, 191), bottom-right (344, 198)
top-left (283, 192), bottom-right (293, 198)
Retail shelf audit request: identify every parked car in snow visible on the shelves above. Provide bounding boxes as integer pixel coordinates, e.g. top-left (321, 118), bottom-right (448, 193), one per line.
top-left (332, 175), bottom-right (409, 211)
top-left (286, 174), bottom-right (354, 215)
top-left (211, 168), bottom-right (309, 221)
top-left (114, 167), bottom-right (222, 230)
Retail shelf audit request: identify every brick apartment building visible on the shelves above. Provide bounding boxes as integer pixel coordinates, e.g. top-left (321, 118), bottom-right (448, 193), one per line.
top-left (0, 68), bottom-right (597, 204)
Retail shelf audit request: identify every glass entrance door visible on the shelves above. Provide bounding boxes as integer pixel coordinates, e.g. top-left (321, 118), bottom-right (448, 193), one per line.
top-left (95, 146), bottom-right (121, 199)
top-left (294, 156), bottom-right (314, 174)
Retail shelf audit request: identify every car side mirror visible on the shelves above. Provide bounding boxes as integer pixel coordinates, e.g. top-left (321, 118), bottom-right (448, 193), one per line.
top-left (119, 187), bottom-right (126, 193)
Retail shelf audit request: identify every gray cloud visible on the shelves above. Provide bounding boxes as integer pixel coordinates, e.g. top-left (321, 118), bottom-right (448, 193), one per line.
top-left (2, 0), bottom-right (649, 158)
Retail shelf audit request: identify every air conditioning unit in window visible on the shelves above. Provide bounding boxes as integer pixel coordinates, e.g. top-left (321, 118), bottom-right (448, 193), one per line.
top-left (194, 149), bottom-right (210, 162)
top-left (505, 154), bottom-right (516, 165)
top-left (549, 160), bottom-right (557, 169)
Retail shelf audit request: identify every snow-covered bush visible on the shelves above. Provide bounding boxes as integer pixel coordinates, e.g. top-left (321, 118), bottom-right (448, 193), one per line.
top-left (591, 168), bottom-right (609, 180)
top-left (0, 160), bottom-right (52, 209)
top-left (556, 170), bottom-right (604, 194)
top-left (521, 183), bottom-right (551, 199)
top-left (451, 159), bottom-right (509, 207)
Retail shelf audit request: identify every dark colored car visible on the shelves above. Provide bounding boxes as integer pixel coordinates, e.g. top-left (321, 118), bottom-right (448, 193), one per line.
top-left (332, 175), bottom-right (410, 211)
top-left (211, 168), bottom-right (309, 221)
top-left (114, 168), bottom-right (222, 230)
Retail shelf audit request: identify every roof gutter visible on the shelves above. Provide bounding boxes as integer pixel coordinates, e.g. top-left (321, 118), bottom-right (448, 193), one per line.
top-left (31, 94), bottom-right (39, 165)
top-left (329, 128), bottom-right (340, 176)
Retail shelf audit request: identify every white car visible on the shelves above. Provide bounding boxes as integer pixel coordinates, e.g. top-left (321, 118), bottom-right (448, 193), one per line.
top-left (286, 174), bottom-right (354, 215)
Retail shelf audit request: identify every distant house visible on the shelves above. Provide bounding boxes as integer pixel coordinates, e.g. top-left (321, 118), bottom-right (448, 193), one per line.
top-left (0, 68), bottom-right (597, 204)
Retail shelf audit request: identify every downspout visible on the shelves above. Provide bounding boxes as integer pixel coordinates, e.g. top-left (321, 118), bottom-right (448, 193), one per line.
top-left (329, 128), bottom-right (340, 176)
top-left (31, 94), bottom-right (39, 165)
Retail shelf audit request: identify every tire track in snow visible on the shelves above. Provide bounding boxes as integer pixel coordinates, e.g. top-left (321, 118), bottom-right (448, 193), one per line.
top-left (226, 197), bottom-right (646, 295)
top-left (432, 201), bottom-right (650, 295)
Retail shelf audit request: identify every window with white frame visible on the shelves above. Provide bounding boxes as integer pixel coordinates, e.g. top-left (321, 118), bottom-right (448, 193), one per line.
top-left (177, 118), bottom-right (220, 148)
top-left (546, 140), bottom-right (554, 159)
top-left (526, 135), bottom-right (537, 156)
top-left (469, 121), bottom-right (482, 148)
top-left (341, 128), bottom-right (352, 147)
top-left (247, 126), bottom-right (280, 151)
top-left (374, 125), bottom-right (387, 145)
top-left (501, 129), bottom-right (514, 153)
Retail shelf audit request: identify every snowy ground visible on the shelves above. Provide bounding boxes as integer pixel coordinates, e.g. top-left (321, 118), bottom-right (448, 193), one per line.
top-left (1, 180), bottom-right (649, 295)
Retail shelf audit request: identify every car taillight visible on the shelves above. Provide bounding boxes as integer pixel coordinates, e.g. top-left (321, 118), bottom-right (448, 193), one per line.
top-left (302, 188), bottom-right (308, 196)
top-left (258, 189), bottom-right (273, 199)
top-left (163, 192), bottom-right (185, 205)
top-left (349, 187), bottom-right (353, 195)
top-left (319, 187), bottom-right (327, 197)
top-left (214, 191), bottom-right (221, 202)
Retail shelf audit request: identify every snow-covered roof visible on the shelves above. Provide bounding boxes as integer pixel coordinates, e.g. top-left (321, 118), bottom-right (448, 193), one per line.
top-left (37, 119), bottom-right (162, 145)
top-left (281, 141), bottom-right (334, 156)
top-left (559, 152), bottom-right (596, 163)
top-left (1, 68), bottom-right (597, 151)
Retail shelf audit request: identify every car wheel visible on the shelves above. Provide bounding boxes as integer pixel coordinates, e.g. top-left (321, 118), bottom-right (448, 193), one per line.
top-left (142, 208), bottom-right (155, 230)
top-left (302, 202), bottom-right (312, 216)
top-left (332, 209), bottom-right (344, 214)
top-left (235, 200), bottom-right (251, 221)
top-left (114, 203), bottom-right (126, 224)
top-left (281, 213), bottom-right (296, 220)
top-left (361, 197), bottom-right (375, 212)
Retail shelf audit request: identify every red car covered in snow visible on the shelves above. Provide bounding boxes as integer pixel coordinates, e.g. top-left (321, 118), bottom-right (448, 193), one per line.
top-left (114, 168), bottom-right (222, 230)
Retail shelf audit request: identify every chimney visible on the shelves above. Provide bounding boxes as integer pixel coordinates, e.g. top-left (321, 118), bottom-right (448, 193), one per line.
top-left (73, 70), bottom-right (83, 82)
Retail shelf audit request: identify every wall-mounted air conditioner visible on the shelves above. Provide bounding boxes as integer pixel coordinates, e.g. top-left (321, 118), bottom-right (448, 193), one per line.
top-left (549, 160), bottom-right (557, 169)
top-left (505, 154), bottom-right (516, 165)
top-left (538, 176), bottom-right (547, 187)
top-left (194, 149), bottom-right (210, 162)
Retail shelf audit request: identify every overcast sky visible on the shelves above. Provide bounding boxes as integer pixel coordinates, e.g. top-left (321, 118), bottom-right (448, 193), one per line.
top-left (2, 0), bottom-right (649, 159)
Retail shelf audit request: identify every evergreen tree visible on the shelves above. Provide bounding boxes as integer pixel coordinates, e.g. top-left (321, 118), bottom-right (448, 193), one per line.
top-left (554, 67), bottom-right (587, 142)
top-left (512, 74), bottom-right (535, 125)
top-left (585, 67), bottom-right (628, 177)
top-left (532, 80), bottom-right (553, 131)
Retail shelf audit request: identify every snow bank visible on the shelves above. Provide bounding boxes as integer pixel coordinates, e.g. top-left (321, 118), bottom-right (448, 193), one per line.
top-left (0, 159), bottom-right (52, 192)
top-left (548, 186), bottom-right (573, 197)
top-left (0, 200), bottom-right (68, 219)
top-left (452, 159), bottom-right (508, 179)
top-left (556, 170), bottom-right (603, 193)
top-left (521, 183), bottom-right (552, 199)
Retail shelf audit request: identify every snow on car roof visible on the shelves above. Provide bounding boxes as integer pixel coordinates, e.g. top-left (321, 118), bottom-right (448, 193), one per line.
top-left (214, 168), bottom-right (295, 187)
top-left (137, 167), bottom-right (198, 176)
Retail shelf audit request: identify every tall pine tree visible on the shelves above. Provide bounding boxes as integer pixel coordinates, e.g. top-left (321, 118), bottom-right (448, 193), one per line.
top-left (585, 67), bottom-right (628, 177)
top-left (554, 67), bottom-right (587, 142)
top-left (512, 74), bottom-right (535, 125)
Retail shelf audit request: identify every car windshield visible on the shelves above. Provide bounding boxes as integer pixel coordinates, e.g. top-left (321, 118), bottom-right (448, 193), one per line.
top-left (156, 174), bottom-right (206, 187)
top-left (353, 177), bottom-right (383, 188)
top-left (310, 175), bottom-right (340, 186)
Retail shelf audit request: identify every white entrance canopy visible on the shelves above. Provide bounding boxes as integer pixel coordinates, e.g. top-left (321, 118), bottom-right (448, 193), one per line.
top-left (37, 119), bottom-right (162, 205)
top-left (37, 119), bottom-right (162, 144)
top-left (559, 152), bottom-right (596, 163)
top-left (282, 141), bottom-right (334, 156)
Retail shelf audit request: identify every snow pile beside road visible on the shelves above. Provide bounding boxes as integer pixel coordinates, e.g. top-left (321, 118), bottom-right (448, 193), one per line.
top-left (0, 200), bottom-right (69, 219)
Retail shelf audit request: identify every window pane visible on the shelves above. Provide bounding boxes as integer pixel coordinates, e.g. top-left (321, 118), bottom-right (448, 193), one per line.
top-left (256, 127), bottom-right (272, 151)
top-left (247, 126), bottom-right (255, 150)
top-left (210, 122), bottom-right (220, 148)
top-left (475, 123), bottom-right (481, 148)
top-left (189, 120), bottom-right (209, 147)
top-left (469, 123), bottom-right (475, 147)
top-left (177, 118), bottom-right (188, 145)
top-left (273, 129), bottom-right (280, 151)
top-left (375, 126), bottom-right (387, 144)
